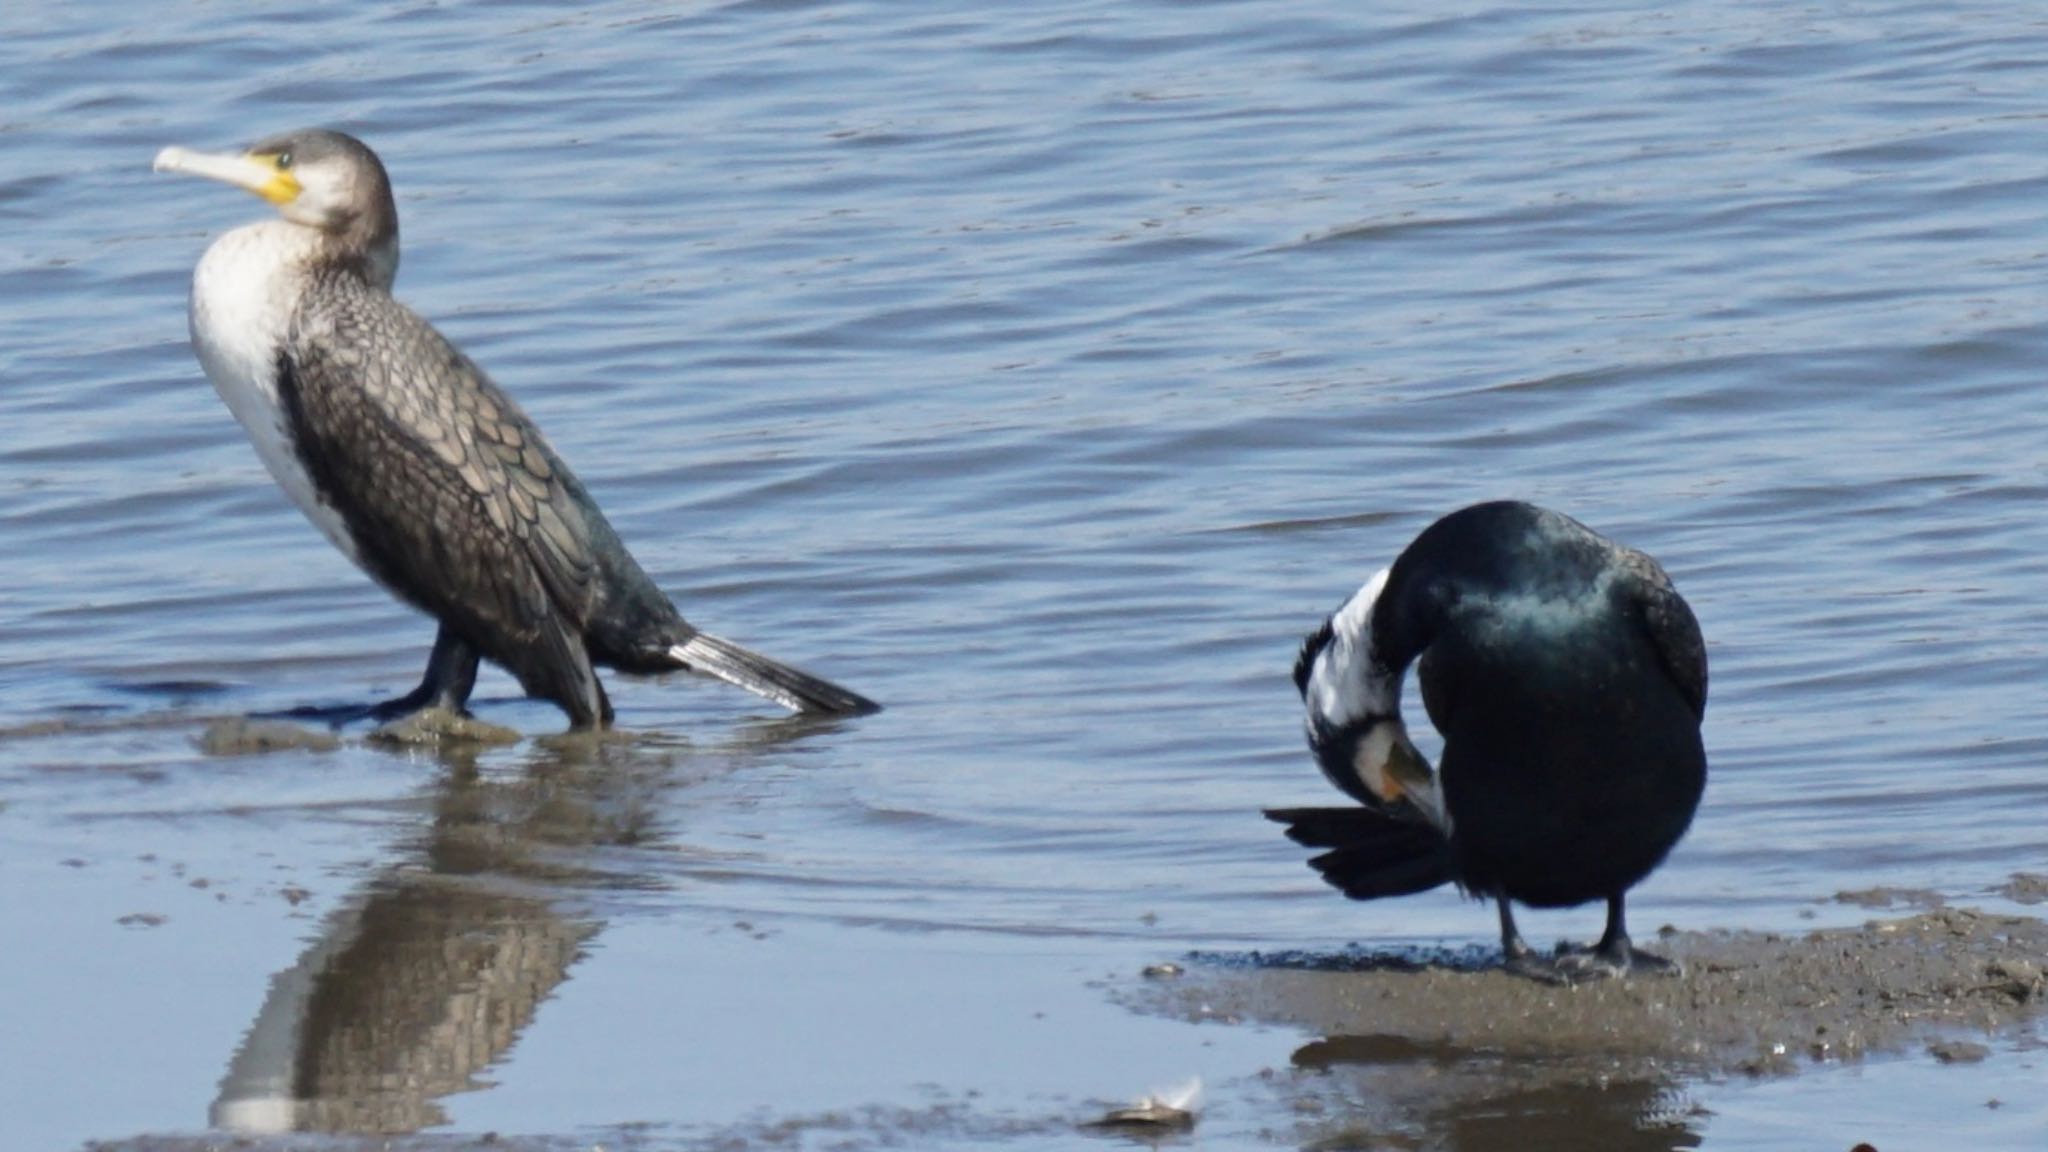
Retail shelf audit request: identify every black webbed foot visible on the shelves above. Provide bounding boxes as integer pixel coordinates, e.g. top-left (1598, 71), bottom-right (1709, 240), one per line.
top-left (1520, 894), bottom-right (1683, 984)
top-left (1543, 938), bottom-right (1683, 984)
top-left (1503, 948), bottom-right (1575, 985)
top-left (364, 681), bottom-right (466, 723)
top-left (265, 627), bottom-right (481, 729)
top-left (1494, 893), bottom-right (1682, 984)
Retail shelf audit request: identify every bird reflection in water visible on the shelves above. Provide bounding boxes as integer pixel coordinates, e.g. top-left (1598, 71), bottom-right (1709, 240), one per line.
top-left (1291, 1036), bottom-right (1701, 1152)
top-left (211, 715), bottom-right (846, 1133)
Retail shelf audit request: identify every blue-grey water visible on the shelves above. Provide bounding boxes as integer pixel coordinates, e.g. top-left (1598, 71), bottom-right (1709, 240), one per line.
top-left (5, 1), bottom-right (2048, 1148)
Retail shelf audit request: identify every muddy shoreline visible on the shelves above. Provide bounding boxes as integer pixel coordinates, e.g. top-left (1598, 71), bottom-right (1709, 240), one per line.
top-left (1118, 901), bottom-right (2048, 1148)
top-left (1133, 904), bottom-right (2048, 1073)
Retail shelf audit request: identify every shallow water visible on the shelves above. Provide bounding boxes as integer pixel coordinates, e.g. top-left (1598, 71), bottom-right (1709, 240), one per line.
top-left (6, 1), bottom-right (2048, 1148)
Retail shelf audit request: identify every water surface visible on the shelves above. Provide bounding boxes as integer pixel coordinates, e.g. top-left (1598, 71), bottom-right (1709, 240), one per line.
top-left (5, 1), bottom-right (2048, 1148)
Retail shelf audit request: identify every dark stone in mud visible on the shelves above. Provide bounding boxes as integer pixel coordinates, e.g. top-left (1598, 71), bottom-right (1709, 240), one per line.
top-left (1993, 873), bottom-right (2048, 905)
top-left (196, 718), bottom-right (341, 756)
top-left (1929, 1039), bottom-right (1991, 1064)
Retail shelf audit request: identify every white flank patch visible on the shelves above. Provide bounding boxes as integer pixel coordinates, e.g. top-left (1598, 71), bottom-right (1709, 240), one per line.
top-left (187, 220), bottom-right (362, 565)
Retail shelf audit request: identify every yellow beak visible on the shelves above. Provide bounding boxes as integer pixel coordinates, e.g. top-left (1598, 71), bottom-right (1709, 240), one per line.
top-left (1354, 719), bottom-right (1450, 831)
top-left (153, 146), bottom-right (301, 205)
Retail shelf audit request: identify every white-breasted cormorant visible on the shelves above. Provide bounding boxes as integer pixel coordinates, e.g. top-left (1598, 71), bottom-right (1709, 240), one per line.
top-left (154, 129), bottom-right (877, 729)
top-left (1268, 501), bottom-right (1707, 981)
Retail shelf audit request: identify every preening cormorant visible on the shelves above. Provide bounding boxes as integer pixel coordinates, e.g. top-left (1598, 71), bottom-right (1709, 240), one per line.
top-left (154, 128), bottom-right (877, 729)
top-left (1268, 501), bottom-right (1707, 981)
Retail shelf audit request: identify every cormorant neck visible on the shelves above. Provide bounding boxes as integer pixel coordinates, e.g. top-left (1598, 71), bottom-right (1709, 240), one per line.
top-left (319, 200), bottom-right (399, 292)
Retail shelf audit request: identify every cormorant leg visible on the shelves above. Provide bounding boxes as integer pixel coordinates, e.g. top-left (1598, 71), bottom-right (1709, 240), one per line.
top-left (1591, 893), bottom-right (1681, 976)
top-left (370, 627), bottom-right (480, 719)
top-left (1541, 894), bottom-right (1682, 983)
top-left (1498, 897), bottom-right (1552, 980)
top-left (1593, 893), bottom-right (1632, 962)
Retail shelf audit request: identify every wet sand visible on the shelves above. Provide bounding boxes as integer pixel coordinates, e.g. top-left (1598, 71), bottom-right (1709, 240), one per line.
top-left (1119, 900), bottom-right (2048, 1148)
top-left (1137, 903), bottom-right (2048, 1069)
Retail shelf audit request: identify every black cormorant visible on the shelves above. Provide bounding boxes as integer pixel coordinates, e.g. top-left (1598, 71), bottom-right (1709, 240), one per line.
top-left (154, 128), bottom-right (877, 729)
top-left (1268, 501), bottom-right (1707, 981)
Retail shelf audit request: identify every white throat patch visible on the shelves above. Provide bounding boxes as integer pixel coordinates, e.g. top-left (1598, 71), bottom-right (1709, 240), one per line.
top-left (187, 220), bottom-right (362, 565)
top-left (1307, 566), bottom-right (1394, 729)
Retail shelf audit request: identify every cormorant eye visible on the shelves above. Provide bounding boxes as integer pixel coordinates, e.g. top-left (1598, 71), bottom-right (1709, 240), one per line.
top-left (276, 150), bottom-right (294, 170)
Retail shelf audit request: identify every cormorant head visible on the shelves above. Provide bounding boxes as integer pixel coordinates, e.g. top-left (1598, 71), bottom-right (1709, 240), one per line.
top-left (1298, 568), bottom-right (1447, 830)
top-left (155, 128), bottom-right (399, 285)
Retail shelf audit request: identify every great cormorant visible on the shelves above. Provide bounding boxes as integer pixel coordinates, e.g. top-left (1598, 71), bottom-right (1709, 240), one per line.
top-left (154, 128), bottom-right (877, 729)
top-left (1268, 501), bottom-right (1707, 981)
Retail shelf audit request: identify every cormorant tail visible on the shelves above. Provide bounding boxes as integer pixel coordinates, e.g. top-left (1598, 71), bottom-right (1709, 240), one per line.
top-left (668, 633), bottom-right (879, 716)
top-left (1265, 807), bottom-right (1457, 900)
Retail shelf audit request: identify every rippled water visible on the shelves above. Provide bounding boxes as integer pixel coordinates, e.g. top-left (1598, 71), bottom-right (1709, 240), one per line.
top-left (6, 1), bottom-right (2048, 1148)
